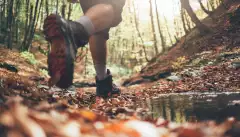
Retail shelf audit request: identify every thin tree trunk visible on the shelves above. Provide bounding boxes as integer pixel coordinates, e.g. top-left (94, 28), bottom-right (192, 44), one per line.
top-left (40, 4), bottom-right (44, 30)
top-left (21, 0), bottom-right (30, 50)
top-left (25, 0), bottom-right (41, 50)
top-left (14, 0), bottom-right (21, 45)
top-left (0, 1), bottom-right (2, 34)
top-left (149, 0), bottom-right (158, 55)
top-left (2, 0), bottom-right (6, 24)
top-left (198, 0), bottom-right (215, 20)
top-left (164, 16), bottom-right (174, 45)
top-left (34, 0), bottom-right (43, 31)
top-left (154, 0), bottom-right (166, 52)
top-left (181, 7), bottom-right (189, 34)
top-left (184, 11), bottom-right (192, 30)
top-left (2, 0), bottom-right (6, 33)
top-left (207, 1), bottom-right (212, 11)
top-left (132, 1), bottom-right (149, 62)
top-left (0, 0), bottom-right (7, 44)
top-left (61, 0), bottom-right (66, 18)
top-left (209, 0), bottom-right (215, 10)
top-left (56, 0), bottom-right (59, 14)
top-left (131, 33), bottom-right (135, 50)
top-left (67, 3), bottom-right (72, 20)
top-left (7, 0), bottom-right (14, 49)
top-left (45, 0), bottom-right (49, 16)
top-left (180, 0), bottom-right (210, 35)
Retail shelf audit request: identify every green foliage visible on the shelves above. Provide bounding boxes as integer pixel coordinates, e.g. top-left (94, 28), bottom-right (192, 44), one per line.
top-left (39, 69), bottom-right (48, 77)
top-left (20, 51), bottom-right (38, 65)
top-left (144, 41), bottom-right (154, 47)
top-left (34, 34), bottom-right (44, 41)
top-left (83, 64), bottom-right (132, 78)
top-left (84, 65), bottom-right (96, 77)
top-left (108, 64), bottom-right (133, 77)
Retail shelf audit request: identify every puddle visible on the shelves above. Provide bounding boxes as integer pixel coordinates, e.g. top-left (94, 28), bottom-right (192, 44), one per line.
top-left (142, 92), bottom-right (240, 123)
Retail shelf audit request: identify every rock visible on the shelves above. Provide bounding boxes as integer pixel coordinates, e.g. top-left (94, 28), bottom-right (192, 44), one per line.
top-left (166, 75), bottom-right (182, 81)
top-left (220, 53), bottom-right (240, 59)
top-left (208, 61), bottom-right (214, 65)
top-left (182, 69), bottom-right (201, 77)
top-left (157, 71), bottom-right (171, 79)
top-left (67, 85), bottom-right (76, 93)
top-left (231, 62), bottom-right (240, 69)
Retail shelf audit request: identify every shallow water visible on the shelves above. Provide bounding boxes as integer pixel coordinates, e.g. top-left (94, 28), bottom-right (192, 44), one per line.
top-left (143, 92), bottom-right (240, 123)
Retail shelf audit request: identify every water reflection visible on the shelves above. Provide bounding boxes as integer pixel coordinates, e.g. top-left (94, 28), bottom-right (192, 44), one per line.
top-left (145, 92), bottom-right (240, 123)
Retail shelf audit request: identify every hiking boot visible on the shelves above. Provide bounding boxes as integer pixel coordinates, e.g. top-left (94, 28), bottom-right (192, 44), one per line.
top-left (43, 14), bottom-right (89, 89)
top-left (96, 69), bottom-right (121, 98)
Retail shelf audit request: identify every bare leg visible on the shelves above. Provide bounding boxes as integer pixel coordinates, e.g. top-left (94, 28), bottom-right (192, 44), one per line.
top-left (84, 4), bottom-right (114, 33)
top-left (79, 2), bottom-right (122, 97)
top-left (89, 34), bottom-right (107, 80)
top-left (83, 4), bottom-right (114, 80)
top-left (89, 34), bottom-right (107, 66)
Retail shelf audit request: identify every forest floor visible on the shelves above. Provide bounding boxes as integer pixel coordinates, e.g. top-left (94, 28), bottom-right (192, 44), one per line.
top-left (0, 2), bottom-right (240, 137)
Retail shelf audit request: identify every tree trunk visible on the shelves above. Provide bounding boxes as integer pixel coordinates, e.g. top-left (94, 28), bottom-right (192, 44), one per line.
top-left (132, 1), bottom-right (149, 62)
top-left (184, 11), bottom-right (192, 30)
top-left (14, 0), bottom-right (21, 45)
top-left (56, 0), bottom-right (59, 14)
top-left (61, 0), bottom-right (66, 18)
top-left (67, 3), bottom-right (72, 20)
top-left (180, 0), bottom-right (210, 34)
top-left (198, 0), bottom-right (215, 20)
top-left (0, 1), bottom-right (3, 34)
top-left (207, 1), bottom-right (212, 11)
top-left (45, 0), bottom-right (49, 16)
top-left (0, 1), bottom-right (4, 36)
top-left (21, 0), bottom-right (31, 50)
top-left (7, 0), bottom-right (14, 49)
top-left (154, 0), bottom-right (166, 52)
top-left (208, 0), bottom-right (216, 12)
top-left (2, 0), bottom-right (6, 36)
top-left (181, 7), bottom-right (189, 34)
top-left (163, 16), bottom-right (173, 45)
top-left (26, 0), bottom-right (42, 51)
top-left (149, 0), bottom-right (158, 55)
top-left (40, 4), bottom-right (44, 30)
top-left (34, 0), bottom-right (43, 30)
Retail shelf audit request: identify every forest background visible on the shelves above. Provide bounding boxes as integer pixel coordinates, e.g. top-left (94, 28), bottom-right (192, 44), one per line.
top-left (0, 0), bottom-right (224, 81)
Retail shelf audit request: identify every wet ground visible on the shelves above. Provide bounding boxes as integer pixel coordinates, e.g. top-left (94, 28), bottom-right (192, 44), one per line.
top-left (141, 92), bottom-right (240, 123)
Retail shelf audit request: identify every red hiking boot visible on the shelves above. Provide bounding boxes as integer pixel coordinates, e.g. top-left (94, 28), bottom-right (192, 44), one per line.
top-left (43, 14), bottom-right (88, 89)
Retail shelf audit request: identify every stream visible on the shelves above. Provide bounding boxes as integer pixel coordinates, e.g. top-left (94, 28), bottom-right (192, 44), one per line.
top-left (141, 92), bottom-right (240, 123)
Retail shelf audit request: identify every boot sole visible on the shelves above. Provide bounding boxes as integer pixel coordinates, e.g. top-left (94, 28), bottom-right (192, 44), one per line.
top-left (44, 14), bottom-right (75, 89)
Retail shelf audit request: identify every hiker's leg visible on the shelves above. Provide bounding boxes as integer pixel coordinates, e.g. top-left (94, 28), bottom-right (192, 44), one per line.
top-left (79, 0), bottom-right (125, 97)
top-left (84, 4), bottom-right (114, 32)
top-left (89, 33), bottom-right (108, 80)
top-left (76, 4), bottom-right (114, 80)
top-left (76, 4), bottom-right (114, 36)
top-left (89, 32), bottom-right (121, 97)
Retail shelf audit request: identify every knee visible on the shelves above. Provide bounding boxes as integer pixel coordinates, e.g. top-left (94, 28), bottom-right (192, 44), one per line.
top-left (101, 4), bottom-right (114, 16)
